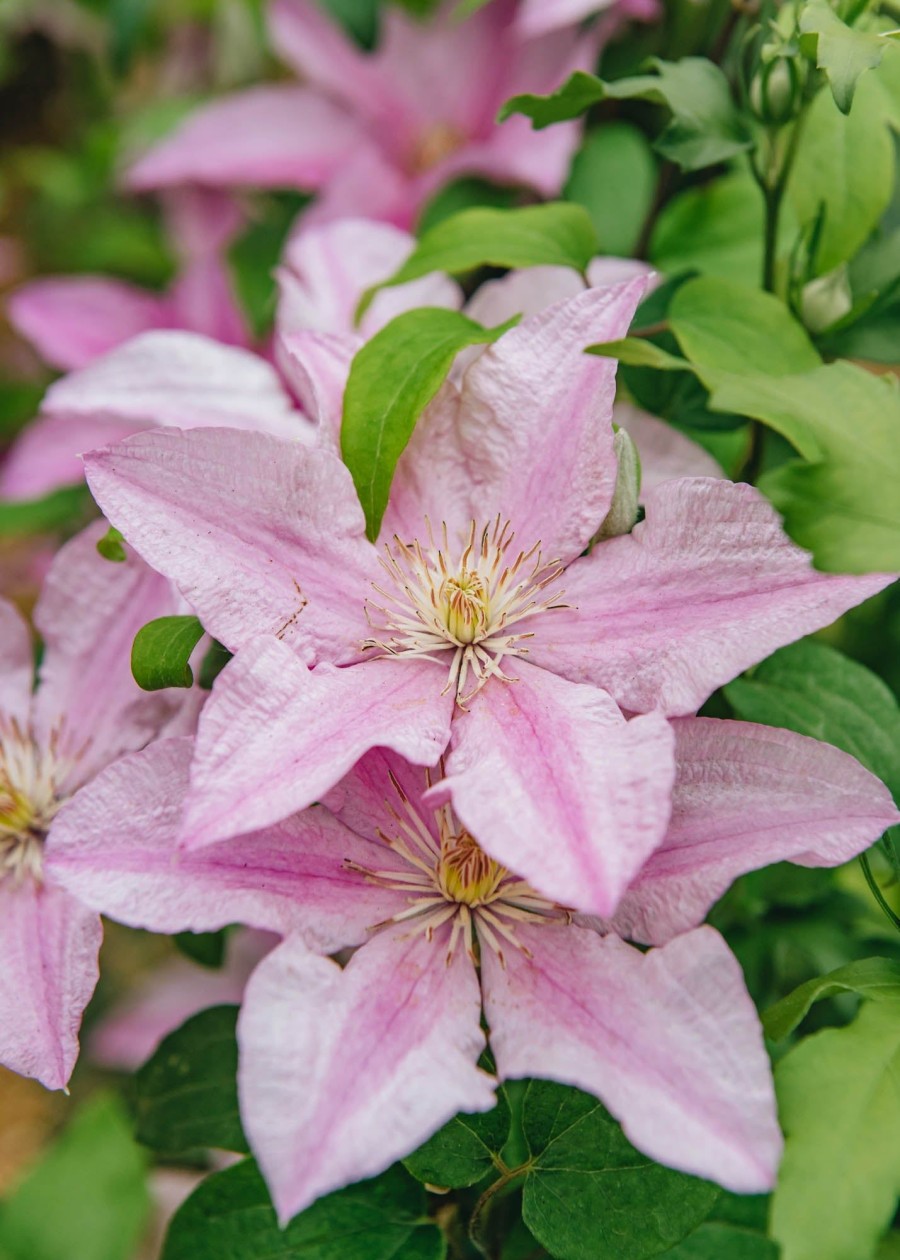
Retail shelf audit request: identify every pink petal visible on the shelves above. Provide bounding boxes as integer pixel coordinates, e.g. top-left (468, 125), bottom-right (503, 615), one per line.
top-left (442, 662), bottom-right (675, 917)
top-left (386, 280), bottom-right (647, 565)
top-left (614, 403), bottom-right (724, 492)
top-left (126, 86), bottom-right (363, 192)
top-left (0, 879), bottom-right (101, 1090)
top-left (298, 144), bottom-right (415, 230)
top-left (276, 329), bottom-right (355, 448)
top-left (84, 427), bottom-right (376, 659)
top-left (8, 276), bottom-right (172, 371)
top-left (168, 254), bottom-right (248, 348)
top-left (463, 265), bottom-right (585, 329)
top-left (277, 217), bottom-right (461, 341)
top-left (483, 922), bottom-right (782, 1193)
top-left (613, 717), bottom-right (900, 945)
top-left (322, 746), bottom-right (442, 848)
top-left (529, 479), bottom-right (895, 715)
top-left (517, 0), bottom-right (617, 36)
top-left (238, 926), bottom-right (494, 1223)
top-left (32, 521), bottom-right (180, 781)
top-left (0, 413), bottom-right (141, 500)
top-left (181, 641), bottom-right (453, 847)
top-left (587, 257), bottom-right (659, 289)
top-left (46, 738), bottom-right (406, 951)
top-left (0, 598), bottom-right (34, 725)
top-left (43, 331), bottom-right (307, 441)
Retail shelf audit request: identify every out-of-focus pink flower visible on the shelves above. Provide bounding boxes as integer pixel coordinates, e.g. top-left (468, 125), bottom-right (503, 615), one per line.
top-left (0, 523), bottom-right (185, 1089)
top-left (516, 0), bottom-right (660, 38)
top-left (7, 190), bottom-right (248, 374)
top-left (47, 735), bottom-right (896, 1220)
top-left (125, 0), bottom-right (597, 228)
top-left (83, 278), bottom-right (893, 918)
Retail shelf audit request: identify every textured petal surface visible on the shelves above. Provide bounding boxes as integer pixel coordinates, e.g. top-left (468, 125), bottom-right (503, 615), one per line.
top-left (530, 479), bottom-right (895, 715)
top-left (126, 86), bottom-right (362, 191)
top-left (182, 640), bottom-right (454, 846)
top-left (84, 427), bottom-right (376, 659)
top-left (43, 331), bottom-right (307, 440)
top-left (614, 403), bottom-right (724, 490)
top-left (46, 738), bottom-right (407, 950)
top-left (32, 521), bottom-right (179, 782)
top-left (276, 329), bottom-right (355, 448)
top-left (484, 922), bottom-right (781, 1193)
top-left (0, 880), bottom-right (101, 1090)
top-left (238, 926), bottom-right (494, 1223)
top-left (613, 717), bottom-right (900, 944)
top-left (8, 277), bottom-right (171, 371)
top-left (0, 599), bottom-right (34, 725)
top-left (443, 662), bottom-right (675, 916)
top-left (0, 413), bottom-right (140, 500)
top-left (386, 281), bottom-right (646, 564)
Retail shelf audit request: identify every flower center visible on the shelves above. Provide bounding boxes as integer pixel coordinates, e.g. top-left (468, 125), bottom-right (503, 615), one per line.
top-left (363, 518), bottom-right (566, 705)
top-left (408, 122), bottom-right (466, 175)
top-left (345, 767), bottom-right (567, 965)
top-left (0, 720), bottom-right (69, 888)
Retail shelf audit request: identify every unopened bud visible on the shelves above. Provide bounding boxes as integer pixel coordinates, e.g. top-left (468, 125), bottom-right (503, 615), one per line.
top-left (801, 264), bottom-right (853, 333)
top-left (596, 426), bottom-right (642, 541)
top-left (750, 55), bottom-right (801, 125)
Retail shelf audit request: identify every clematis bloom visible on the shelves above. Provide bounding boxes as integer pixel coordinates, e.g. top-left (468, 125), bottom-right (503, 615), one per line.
top-left (84, 277), bottom-right (894, 920)
top-left (125, 0), bottom-right (596, 228)
top-left (46, 731), bottom-right (897, 1220)
top-left (0, 523), bottom-right (182, 1088)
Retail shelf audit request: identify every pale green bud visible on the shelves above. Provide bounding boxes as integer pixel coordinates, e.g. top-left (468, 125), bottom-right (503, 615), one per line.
top-left (801, 264), bottom-right (853, 333)
top-left (596, 426), bottom-right (642, 541)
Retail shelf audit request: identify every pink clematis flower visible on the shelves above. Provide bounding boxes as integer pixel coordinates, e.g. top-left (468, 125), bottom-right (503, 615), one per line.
top-left (516, 0), bottom-right (660, 39)
top-left (83, 277), bottom-right (893, 919)
top-left (124, 0), bottom-right (597, 228)
top-left (0, 522), bottom-right (184, 1089)
top-left (7, 189), bottom-right (248, 374)
top-left (46, 731), bottom-right (897, 1220)
top-left (1, 217), bottom-right (460, 502)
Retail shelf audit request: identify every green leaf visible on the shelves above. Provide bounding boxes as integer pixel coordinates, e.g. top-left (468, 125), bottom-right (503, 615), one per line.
top-left (502, 59), bottom-right (754, 171)
top-left (799, 0), bottom-right (896, 114)
top-left (404, 1090), bottom-right (511, 1189)
top-left (0, 1094), bottom-right (150, 1260)
top-left (565, 123), bottom-right (657, 256)
top-left (771, 998), bottom-right (900, 1260)
top-left (131, 614), bottom-right (204, 690)
top-left (724, 640), bottom-right (900, 799)
top-left (358, 202), bottom-right (597, 317)
top-left (658, 1221), bottom-right (777, 1259)
top-left (95, 525), bottom-right (126, 562)
top-left (198, 639), bottom-right (232, 690)
top-left (134, 1005), bottom-right (248, 1156)
top-left (521, 1081), bottom-right (719, 1260)
top-left (587, 337), bottom-right (693, 371)
top-left (710, 362), bottom-right (900, 569)
top-left (341, 308), bottom-right (515, 540)
top-left (650, 170), bottom-right (767, 287)
top-left (174, 929), bottom-right (227, 969)
top-left (763, 957), bottom-right (900, 1041)
top-left (788, 76), bottom-right (894, 274)
top-left (0, 485), bottom-right (93, 537)
top-left (162, 1160), bottom-right (446, 1260)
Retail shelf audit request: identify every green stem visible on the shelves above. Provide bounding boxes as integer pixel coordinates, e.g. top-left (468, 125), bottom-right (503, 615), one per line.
top-left (468, 1164), bottom-right (528, 1257)
top-left (860, 852), bottom-right (900, 934)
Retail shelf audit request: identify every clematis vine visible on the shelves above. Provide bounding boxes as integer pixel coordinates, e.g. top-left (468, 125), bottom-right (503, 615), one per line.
top-left (83, 278), bottom-right (894, 920)
top-left (124, 0), bottom-right (597, 228)
top-left (0, 523), bottom-right (183, 1089)
top-left (46, 729), bottom-right (897, 1221)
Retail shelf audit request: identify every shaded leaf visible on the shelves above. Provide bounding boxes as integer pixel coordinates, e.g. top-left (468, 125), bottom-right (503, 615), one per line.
top-left (174, 929), bottom-right (228, 970)
top-left (404, 1089), bottom-right (511, 1190)
top-left (763, 957), bottom-right (900, 1041)
top-left (566, 123), bottom-right (657, 256)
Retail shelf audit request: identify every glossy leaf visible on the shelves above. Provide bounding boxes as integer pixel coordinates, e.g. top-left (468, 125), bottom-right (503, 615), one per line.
top-left (342, 308), bottom-right (515, 540)
top-left (162, 1160), bottom-right (446, 1260)
top-left (134, 1005), bottom-right (248, 1156)
top-left (521, 1081), bottom-right (719, 1260)
top-left (771, 999), bottom-right (900, 1260)
top-left (131, 614), bottom-right (204, 691)
top-left (501, 59), bottom-right (754, 171)
top-left (763, 957), bottom-right (900, 1041)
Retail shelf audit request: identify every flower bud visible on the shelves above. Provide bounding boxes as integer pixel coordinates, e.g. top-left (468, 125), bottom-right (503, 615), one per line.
top-left (801, 264), bottom-right (853, 334)
top-left (750, 56), bottom-right (801, 125)
top-left (596, 426), bottom-right (642, 542)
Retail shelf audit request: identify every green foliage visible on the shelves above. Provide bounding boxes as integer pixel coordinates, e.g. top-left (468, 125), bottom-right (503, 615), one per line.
top-left (0, 1095), bottom-right (150, 1260)
top-left (520, 1081), bottom-right (719, 1260)
top-left (799, 0), bottom-right (897, 114)
top-left (134, 1006), bottom-right (248, 1156)
top-left (174, 929), bottom-right (228, 969)
top-left (404, 1089), bottom-right (511, 1189)
top-left (501, 59), bottom-right (754, 171)
top-left (198, 639), bottom-right (233, 690)
top-left (650, 170), bottom-right (768, 287)
top-left (565, 124), bottom-right (657, 256)
top-left (162, 1160), bottom-right (446, 1260)
top-left (0, 487), bottom-right (94, 538)
top-left (95, 525), bottom-right (126, 562)
top-left (358, 202), bottom-right (598, 316)
top-left (763, 957), bottom-right (900, 1040)
top-left (342, 309), bottom-right (515, 539)
top-left (659, 1193), bottom-right (776, 1259)
top-left (771, 998), bottom-right (900, 1260)
top-left (131, 615), bottom-right (205, 690)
